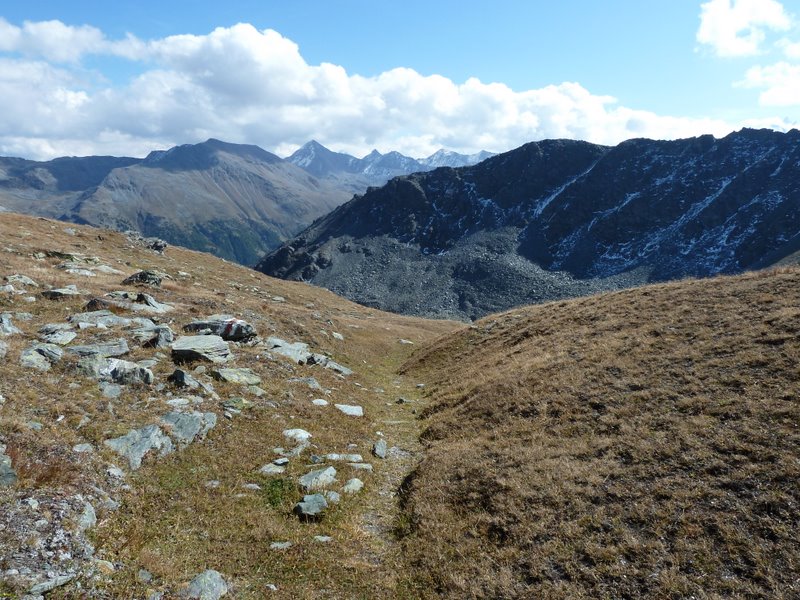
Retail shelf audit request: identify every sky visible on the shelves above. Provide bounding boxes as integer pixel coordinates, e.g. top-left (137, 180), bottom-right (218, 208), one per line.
top-left (0, 0), bottom-right (799, 160)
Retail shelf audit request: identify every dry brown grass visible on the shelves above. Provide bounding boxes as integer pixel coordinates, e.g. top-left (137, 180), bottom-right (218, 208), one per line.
top-left (399, 267), bottom-right (800, 599)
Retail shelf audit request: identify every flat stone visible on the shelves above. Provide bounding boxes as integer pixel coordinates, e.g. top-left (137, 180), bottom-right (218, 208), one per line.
top-left (372, 439), bottom-right (388, 459)
top-left (270, 541), bottom-right (292, 550)
top-left (73, 443), bottom-right (94, 453)
top-left (332, 332), bottom-right (344, 341)
top-left (325, 453), bottom-right (363, 462)
top-left (312, 398), bottom-right (329, 406)
top-left (184, 569), bottom-right (228, 599)
top-left (105, 424), bottom-right (174, 470)
top-left (342, 478), bottom-right (364, 494)
top-left (210, 368), bottom-right (261, 385)
top-left (41, 285), bottom-right (81, 299)
top-left (348, 463), bottom-right (373, 472)
top-left (105, 291), bottom-right (173, 314)
top-left (38, 323), bottom-right (77, 345)
top-left (68, 338), bottom-right (130, 358)
top-left (293, 493), bottom-right (328, 519)
top-left (28, 574), bottom-right (75, 595)
top-left (288, 377), bottom-right (323, 391)
top-left (5, 274), bottom-right (38, 287)
top-left (69, 310), bottom-right (132, 328)
top-left (313, 535), bottom-right (333, 543)
top-left (130, 324), bottom-right (174, 348)
top-left (298, 466), bottom-right (337, 491)
top-left (172, 335), bottom-right (231, 364)
top-left (160, 411), bottom-right (217, 447)
top-left (221, 397), bottom-right (254, 412)
top-left (0, 340), bottom-right (8, 359)
top-left (259, 463), bottom-right (286, 475)
top-left (334, 404), bottom-right (363, 417)
top-left (184, 314), bottom-right (256, 341)
top-left (100, 382), bottom-right (123, 398)
top-left (265, 337), bottom-right (312, 364)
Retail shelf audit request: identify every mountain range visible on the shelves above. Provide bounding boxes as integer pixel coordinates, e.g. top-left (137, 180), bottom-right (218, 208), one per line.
top-left (0, 140), bottom-right (492, 265)
top-left (258, 128), bottom-right (800, 320)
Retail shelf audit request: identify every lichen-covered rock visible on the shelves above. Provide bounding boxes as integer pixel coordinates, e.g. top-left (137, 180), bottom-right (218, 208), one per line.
top-left (294, 494), bottom-right (328, 520)
top-left (183, 569), bottom-right (228, 599)
top-left (20, 343), bottom-right (64, 371)
top-left (122, 270), bottom-right (162, 287)
top-left (298, 466), bottom-right (337, 491)
top-left (210, 367), bottom-right (261, 385)
top-left (160, 411), bottom-right (217, 447)
top-left (67, 338), bottom-right (130, 358)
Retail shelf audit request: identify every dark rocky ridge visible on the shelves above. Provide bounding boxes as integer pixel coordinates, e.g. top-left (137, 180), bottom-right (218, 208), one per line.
top-left (257, 129), bottom-right (800, 320)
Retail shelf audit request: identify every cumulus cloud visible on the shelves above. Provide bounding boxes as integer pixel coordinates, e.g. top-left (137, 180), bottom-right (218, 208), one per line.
top-left (740, 61), bottom-right (800, 105)
top-left (697, 0), bottom-right (791, 57)
top-left (0, 19), bottom-right (792, 161)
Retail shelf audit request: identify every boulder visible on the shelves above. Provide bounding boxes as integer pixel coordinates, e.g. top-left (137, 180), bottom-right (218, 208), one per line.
top-left (210, 368), bottom-right (261, 386)
top-left (266, 337), bottom-right (352, 375)
top-left (99, 358), bottom-right (154, 385)
top-left (5, 274), bottom-right (38, 287)
top-left (183, 569), bottom-right (228, 599)
top-left (105, 291), bottom-right (173, 314)
top-left (172, 335), bottom-right (231, 364)
top-left (105, 424), bottom-right (174, 470)
top-left (68, 309), bottom-right (132, 328)
top-left (283, 428), bottom-right (312, 443)
top-left (131, 323), bottom-right (174, 348)
top-left (294, 494), bottom-right (328, 520)
top-left (298, 466), bottom-right (337, 491)
top-left (122, 270), bottom-right (162, 287)
top-left (184, 314), bottom-right (257, 341)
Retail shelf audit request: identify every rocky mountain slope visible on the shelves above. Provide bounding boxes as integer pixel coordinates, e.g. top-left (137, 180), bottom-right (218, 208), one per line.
top-left (400, 266), bottom-right (800, 599)
top-left (259, 128), bottom-right (800, 320)
top-left (0, 212), bottom-right (457, 598)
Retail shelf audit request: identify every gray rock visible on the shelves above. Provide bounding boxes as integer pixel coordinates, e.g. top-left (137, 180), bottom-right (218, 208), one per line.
top-left (269, 541), bottom-right (292, 550)
top-left (0, 443), bottom-right (17, 486)
top-left (78, 501), bottom-right (97, 532)
top-left (288, 377), bottom-right (323, 391)
top-left (100, 382), bottom-right (123, 398)
top-left (68, 338), bottom-right (130, 358)
top-left (311, 398), bottom-right (328, 406)
top-left (0, 339), bottom-right (8, 359)
top-left (342, 478), bottom-right (364, 494)
top-left (372, 439), bottom-right (388, 459)
top-left (0, 313), bottom-right (22, 336)
top-left (298, 466), bottom-right (337, 491)
top-left (68, 310), bottom-right (132, 328)
top-left (184, 314), bottom-right (256, 341)
top-left (160, 411), bottom-right (217, 446)
top-left (5, 274), bottom-right (38, 287)
top-left (167, 369), bottom-right (213, 395)
top-left (122, 270), bottom-right (162, 287)
top-left (324, 490), bottom-right (341, 504)
top-left (210, 368), bottom-right (261, 385)
top-left (28, 574), bottom-right (75, 595)
top-left (73, 443), bottom-right (94, 454)
top-left (20, 343), bottom-right (64, 371)
top-left (348, 463), bottom-right (373, 472)
top-left (38, 323), bottom-right (77, 345)
top-left (265, 337), bottom-right (312, 364)
top-left (105, 424), bottom-right (174, 470)
top-left (334, 404), bottom-right (363, 417)
top-left (313, 535), bottom-right (333, 543)
top-left (294, 493), bottom-right (328, 519)
top-left (137, 569), bottom-right (153, 583)
top-left (184, 569), bottom-right (228, 599)
top-left (259, 463), bottom-right (286, 475)
top-left (325, 453), bottom-right (363, 462)
top-left (131, 324), bottom-right (174, 348)
top-left (172, 335), bottom-right (231, 364)
top-left (332, 332), bottom-right (344, 341)
top-left (41, 285), bottom-right (81, 299)
top-left (282, 428), bottom-right (312, 443)
top-left (99, 359), bottom-right (154, 385)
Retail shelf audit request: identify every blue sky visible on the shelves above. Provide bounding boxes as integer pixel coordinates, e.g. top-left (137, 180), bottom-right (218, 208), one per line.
top-left (0, 1), bottom-right (798, 159)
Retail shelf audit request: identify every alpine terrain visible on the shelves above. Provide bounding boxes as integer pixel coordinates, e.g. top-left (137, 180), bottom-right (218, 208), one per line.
top-left (259, 128), bottom-right (800, 320)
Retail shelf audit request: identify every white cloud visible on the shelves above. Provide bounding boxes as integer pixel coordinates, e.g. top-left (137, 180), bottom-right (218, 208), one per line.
top-left (697, 0), bottom-right (791, 57)
top-left (0, 20), bottom-right (793, 161)
top-left (740, 61), bottom-right (800, 105)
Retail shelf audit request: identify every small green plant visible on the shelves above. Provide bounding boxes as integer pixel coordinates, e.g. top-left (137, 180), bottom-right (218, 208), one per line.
top-left (259, 477), bottom-right (295, 509)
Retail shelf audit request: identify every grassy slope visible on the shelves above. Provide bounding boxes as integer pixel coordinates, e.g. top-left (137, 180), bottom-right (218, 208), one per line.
top-left (0, 213), bottom-right (458, 598)
top-left (400, 268), bottom-right (800, 599)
